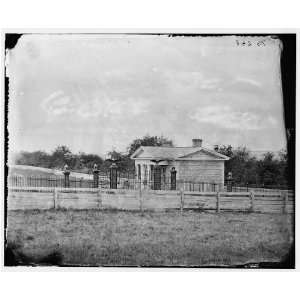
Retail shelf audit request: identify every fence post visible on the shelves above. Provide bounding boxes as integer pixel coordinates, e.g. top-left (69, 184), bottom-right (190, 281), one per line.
top-left (139, 182), bottom-right (143, 211)
top-left (216, 192), bottom-right (220, 213)
top-left (283, 192), bottom-right (288, 214)
top-left (180, 188), bottom-right (184, 213)
top-left (226, 172), bottom-right (233, 192)
top-left (249, 191), bottom-right (254, 212)
top-left (109, 163), bottom-right (118, 189)
top-left (170, 167), bottom-right (177, 190)
top-left (63, 164), bottom-right (70, 188)
top-left (53, 188), bottom-right (58, 209)
top-left (97, 187), bottom-right (102, 210)
top-left (93, 164), bottom-right (99, 188)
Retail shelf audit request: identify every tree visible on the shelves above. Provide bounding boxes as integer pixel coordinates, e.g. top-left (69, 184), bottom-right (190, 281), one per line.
top-left (12, 146), bottom-right (105, 173)
top-left (15, 150), bottom-right (52, 168)
top-left (100, 150), bottom-right (135, 173)
top-left (257, 152), bottom-right (281, 186)
top-left (50, 145), bottom-right (73, 169)
top-left (217, 145), bottom-right (258, 185)
top-left (278, 149), bottom-right (289, 186)
top-left (128, 134), bottom-right (174, 157)
top-left (78, 153), bottom-right (103, 170)
top-left (217, 145), bottom-right (233, 158)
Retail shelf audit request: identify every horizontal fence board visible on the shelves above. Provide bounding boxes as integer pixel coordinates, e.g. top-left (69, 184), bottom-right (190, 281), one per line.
top-left (286, 207), bottom-right (295, 213)
top-left (286, 204), bottom-right (294, 209)
top-left (58, 198), bottom-right (99, 209)
top-left (184, 196), bottom-right (217, 209)
top-left (220, 197), bottom-right (249, 202)
top-left (9, 187), bottom-right (55, 193)
top-left (220, 203), bottom-right (251, 209)
top-left (254, 207), bottom-right (285, 213)
top-left (8, 193), bottom-right (53, 210)
top-left (220, 192), bottom-right (250, 197)
top-left (254, 197), bottom-right (283, 202)
top-left (184, 191), bottom-right (217, 196)
top-left (146, 191), bottom-right (181, 196)
top-left (57, 188), bottom-right (98, 193)
top-left (142, 201), bottom-right (179, 210)
top-left (101, 193), bottom-right (140, 210)
top-left (254, 201), bottom-right (285, 206)
top-left (58, 195), bottom-right (98, 201)
top-left (253, 193), bottom-right (283, 198)
top-left (9, 191), bottom-right (53, 197)
top-left (183, 195), bottom-right (216, 201)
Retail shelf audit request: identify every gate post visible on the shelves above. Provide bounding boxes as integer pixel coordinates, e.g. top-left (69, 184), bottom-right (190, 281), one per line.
top-left (153, 164), bottom-right (161, 190)
top-left (110, 163), bottom-right (118, 189)
top-left (226, 172), bottom-right (233, 192)
top-left (170, 167), bottom-right (177, 190)
top-left (93, 164), bottom-right (99, 188)
top-left (63, 164), bottom-right (70, 188)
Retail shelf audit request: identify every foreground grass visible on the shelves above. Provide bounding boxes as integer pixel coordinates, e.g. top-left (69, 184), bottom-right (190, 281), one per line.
top-left (6, 209), bottom-right (294, 267)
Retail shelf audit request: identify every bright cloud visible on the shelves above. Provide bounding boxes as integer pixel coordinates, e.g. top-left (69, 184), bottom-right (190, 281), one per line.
top-left (190, 106), bottom-right (278, 130)
top-left (41, 90), bottom-right (148, 120)
top-left (7, 34), bottom-right (286, 155)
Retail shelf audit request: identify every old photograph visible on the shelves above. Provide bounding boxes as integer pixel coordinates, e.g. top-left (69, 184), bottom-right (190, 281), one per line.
top-left (4, 33), bottom-right (295, 267)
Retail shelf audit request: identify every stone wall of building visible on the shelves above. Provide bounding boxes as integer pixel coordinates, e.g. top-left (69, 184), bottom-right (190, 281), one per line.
top-left (176, 160), bottom-right (224, 185)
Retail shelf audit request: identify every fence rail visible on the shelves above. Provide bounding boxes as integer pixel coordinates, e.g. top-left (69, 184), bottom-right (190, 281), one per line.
top-left (231, 186), bottom-right (293, 193)
top-left (7, 186), bottom-right (295, 214)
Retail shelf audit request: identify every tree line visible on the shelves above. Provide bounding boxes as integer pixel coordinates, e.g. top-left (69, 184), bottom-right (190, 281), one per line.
top-left (13, 135), bottom-right (290, 187)
top-left (13, 135), bottom-right (173, 174)
top-left (216, 145), bottom-right (290, 188)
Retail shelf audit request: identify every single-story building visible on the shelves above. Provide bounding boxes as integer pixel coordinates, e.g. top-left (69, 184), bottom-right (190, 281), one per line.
top-left (130, 138), bottom-right (230, 190)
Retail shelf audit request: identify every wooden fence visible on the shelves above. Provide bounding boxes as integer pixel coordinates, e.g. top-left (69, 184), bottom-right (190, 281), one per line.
top-left (7, 186), bottom-right (295, 213)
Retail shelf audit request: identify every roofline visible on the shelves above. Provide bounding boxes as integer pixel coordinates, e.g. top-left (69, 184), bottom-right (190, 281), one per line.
top-left (131, 157), bottom-right (229, 161)
top-left (130, 145), bottom-right (230, 160)
top-left (191, 147), bottom-right (230, 160)
top-left (130, 146), bottom-right (144, 159)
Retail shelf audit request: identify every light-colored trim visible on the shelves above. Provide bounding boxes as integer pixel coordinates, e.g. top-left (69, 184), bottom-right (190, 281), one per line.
top-left (130, 146), bottom-right (144, 159)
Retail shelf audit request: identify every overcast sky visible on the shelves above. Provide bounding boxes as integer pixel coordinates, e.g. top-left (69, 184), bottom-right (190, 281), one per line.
top-left (7, 34), bottom-right (286, 157)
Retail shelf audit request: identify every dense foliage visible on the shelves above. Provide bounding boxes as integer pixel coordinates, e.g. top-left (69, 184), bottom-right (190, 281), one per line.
top-left (127, 134), bottom-right (174, 157)
top-left (14, 146), bottom-right (104, 174)
top-left (217, 145), bottom-right (290, 187)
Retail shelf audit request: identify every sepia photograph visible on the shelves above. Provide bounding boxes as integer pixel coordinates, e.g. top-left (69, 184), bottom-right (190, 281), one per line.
top-left (3, 32), bottom-right (295, 268)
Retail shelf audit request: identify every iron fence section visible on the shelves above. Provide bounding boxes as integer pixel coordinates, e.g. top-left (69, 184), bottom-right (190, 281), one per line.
top-left (8, 174), bottom-right (222, 192)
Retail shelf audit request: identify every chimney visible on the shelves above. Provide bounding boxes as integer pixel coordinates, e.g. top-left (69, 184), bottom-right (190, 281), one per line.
top-left (192, 138), bottom-right (202, 147)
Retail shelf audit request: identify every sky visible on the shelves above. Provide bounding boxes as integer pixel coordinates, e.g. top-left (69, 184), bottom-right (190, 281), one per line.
top-left (7, 34), bottom-right (286, 158)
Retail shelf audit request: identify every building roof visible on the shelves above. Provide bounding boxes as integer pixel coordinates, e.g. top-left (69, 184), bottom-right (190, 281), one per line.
top-left (130, 146), bottom-right (230, 161)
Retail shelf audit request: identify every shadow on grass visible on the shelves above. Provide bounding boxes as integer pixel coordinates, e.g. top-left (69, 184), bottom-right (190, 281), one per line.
top-left (5, 241), bottom-right (63, 266)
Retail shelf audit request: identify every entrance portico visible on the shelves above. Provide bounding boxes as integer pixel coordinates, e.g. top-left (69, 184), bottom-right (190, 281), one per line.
top-left (135, 160), bottom-right (170, 188)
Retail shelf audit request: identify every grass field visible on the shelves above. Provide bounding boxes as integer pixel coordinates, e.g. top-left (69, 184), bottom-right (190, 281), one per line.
top-left (6, 210), bottom-right (294, 267)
